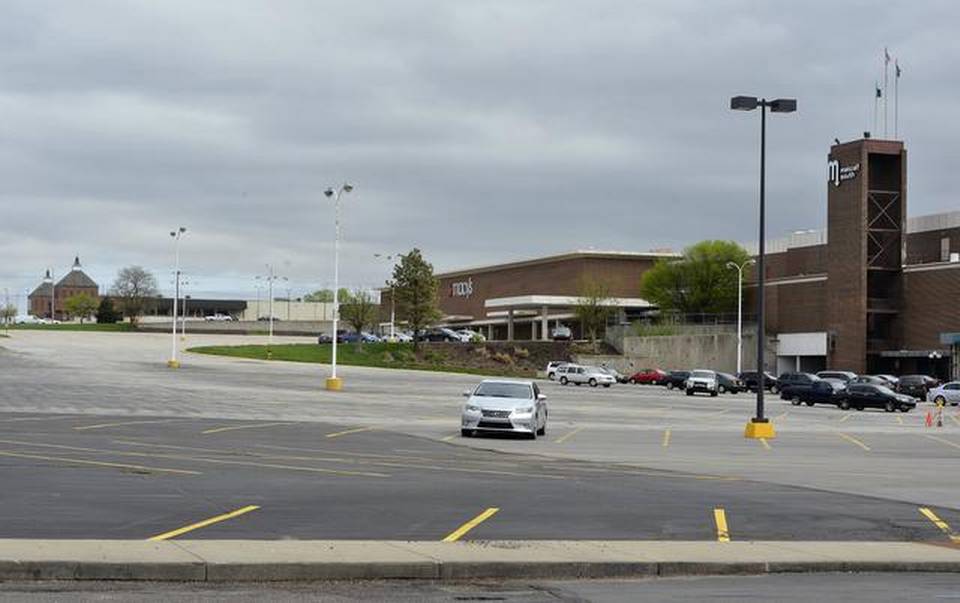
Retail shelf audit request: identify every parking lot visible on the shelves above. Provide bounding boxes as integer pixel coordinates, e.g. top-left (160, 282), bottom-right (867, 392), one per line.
top-left (1, 330), bottom-right (959, 544)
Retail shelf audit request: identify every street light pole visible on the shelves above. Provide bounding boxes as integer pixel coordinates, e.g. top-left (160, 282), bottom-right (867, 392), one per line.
top-left (168, 227), bottom-right (186, 368)
top-left (324, 183), bottom-right (354, 391)
top-left (726, 259), bottom-right (756, 375)
top-left (731, 95), bottom-right (796, 440)
top-left (374, 253), bottom-right (399, 340)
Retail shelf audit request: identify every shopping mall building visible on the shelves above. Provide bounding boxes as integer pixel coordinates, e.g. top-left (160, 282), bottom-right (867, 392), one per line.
top-left (394, 137), bottom-right (960, 379)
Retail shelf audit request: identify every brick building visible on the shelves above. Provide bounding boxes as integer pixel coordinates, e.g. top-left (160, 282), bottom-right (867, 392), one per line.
top-left (28, 256), bottom-right (100, 320)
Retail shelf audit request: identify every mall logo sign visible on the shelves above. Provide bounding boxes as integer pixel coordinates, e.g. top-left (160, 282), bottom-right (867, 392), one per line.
top-left (827, 159), bottom-right (860, 187)
top-left (451, 278), bottom-right (473, 298)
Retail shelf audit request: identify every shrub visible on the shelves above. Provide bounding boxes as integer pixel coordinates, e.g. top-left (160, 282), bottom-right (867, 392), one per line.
top-left (492, 352), bottom-right (514, 365)
top-left (513, 347), bottom-right (530, 359)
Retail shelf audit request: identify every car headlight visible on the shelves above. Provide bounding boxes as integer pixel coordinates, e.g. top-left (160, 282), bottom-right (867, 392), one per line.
top-left (514, 406), bottom-right (534, 414)
top-left (465, 405), bottom-right (481, 412)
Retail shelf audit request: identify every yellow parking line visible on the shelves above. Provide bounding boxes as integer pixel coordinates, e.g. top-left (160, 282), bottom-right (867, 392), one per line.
top-left (951, 415), bottom-right (960, 427)
top-left (759, 438), bottom-right (771, 450)
top-left (442, 507), bottom-right (499, 542)
top-left (838, 414), bottom-right (852, 423)
top-left (148, 505), bottom-right (260, 541)
top-left (774, 412), bottom-right (788, 420)
top-left (201, 422), bottom-right (292, 435)
top-left (662, 429), bottom-right (671, 448)
top-left (895, 416), bottom-right (904, 425)
top-left (924, 434), bottom-right (960, 451)
top-left (442, 434), bottom-right (456, 442)
top-left (553, 426), bottom-right (583, 444)
top-left (918, 507), bottom-right (960, 544)
top-left (0, 449), bottom-right (200, 475)
top-left (74, 419), bottom-right (182, 431)
top-left (714, 508), bottom-right (730, 542)
top-left (837, 432), bottom-right (870, 451)
top-left (326, 426), bottom-right (376, 439)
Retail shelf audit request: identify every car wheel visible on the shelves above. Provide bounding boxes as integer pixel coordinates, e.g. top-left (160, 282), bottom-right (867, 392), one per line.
top-left (710, 391), bottom-right (718, 397)
top-left (528, 424), bottom-right (537, 440)
top-left (560, 376), bottom-right (568, 385)
top-left (548, 373), bottom-right (555, 381)
top-left (602, 384), bottom-right (611, 388)
top-left (805, 401), bottom-right (815, 407)
top-left (884, 401), bottom-right (895, 412)
top-left (839, 400), bottom-right (851, 410)
top-left (685, 389), bottom-right (694, 396)
top-left (718, 385), bottom-right (726, 394)
top-left (770, 385), bottom-right (779, 395)
top-left (856, 405), bottom-right (864, 411)
top-left (791, 397), bottom-right (801, 406)
top-left (589, 378), bottom-right (597, 387)
top-left (935, 396), bottom-right (947, 406)
top-left (898, 404), bottom-right (910, 413)
top-left (461, 429), bottom-right (473, 438)
top-left (628, 378), bottom-right (636, 385)
top-left (537, 412), bottom-right (547, 436)
top-left (667, 382), bottom-right (674, 390)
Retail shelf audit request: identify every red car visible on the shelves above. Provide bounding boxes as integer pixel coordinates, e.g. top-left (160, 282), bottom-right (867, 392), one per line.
top-left (628, 369), bottom-right (667, 385)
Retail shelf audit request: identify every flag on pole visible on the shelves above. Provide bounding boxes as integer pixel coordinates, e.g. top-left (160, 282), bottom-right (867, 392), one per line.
top-left (895, 60), bottom-right (901, 78)
top-left (885, 47), bottom-right (891, 64)
top-left (875, 83), bottom-right (882, 98)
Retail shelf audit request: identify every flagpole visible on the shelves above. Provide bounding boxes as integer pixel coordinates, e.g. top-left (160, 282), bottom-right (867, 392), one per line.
top-left (873, 82), bottom-right (879, 135)
top-left (894, 61), bottom-right (900, 139)
top-left (883, 48), bottom-right (890, 138)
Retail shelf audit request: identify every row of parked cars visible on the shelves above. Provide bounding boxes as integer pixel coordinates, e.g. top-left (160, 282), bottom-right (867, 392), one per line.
top-left (317, 327), bottom-right (489, 344)
top-left (774, 371), bottom-right (956, 412)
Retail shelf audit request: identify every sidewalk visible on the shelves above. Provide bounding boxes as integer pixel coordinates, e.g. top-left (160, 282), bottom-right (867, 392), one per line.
top-left (1, 540), bottom-right (959, 581)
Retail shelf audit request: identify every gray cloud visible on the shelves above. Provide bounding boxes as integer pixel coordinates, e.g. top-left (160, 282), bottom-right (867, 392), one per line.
top-left (1, 0), bottom-right (958, 308)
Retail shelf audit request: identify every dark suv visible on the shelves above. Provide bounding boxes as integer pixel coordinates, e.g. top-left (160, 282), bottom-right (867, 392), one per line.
top-left (777, 372), bottom-right (821, 400)
top-left (897, 375), bottom-right (938, 399)
top-left (663, 370), bottom-right (691, 390)
top-left (738, 371), bottom-right (779, 393)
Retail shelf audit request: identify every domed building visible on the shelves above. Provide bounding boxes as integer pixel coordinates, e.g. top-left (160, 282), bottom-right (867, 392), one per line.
top-left (28, 256), bottom-right (100, 320)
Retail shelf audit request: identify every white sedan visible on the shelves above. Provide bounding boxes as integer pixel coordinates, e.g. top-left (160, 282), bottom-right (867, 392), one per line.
top-left (928, 382), bottom-right (960, 406)
top-left (460, 379), bottom-right (548, 439)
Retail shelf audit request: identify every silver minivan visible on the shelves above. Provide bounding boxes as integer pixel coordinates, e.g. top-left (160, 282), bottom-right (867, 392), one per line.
top-left (557, 365), bottom-right (616, 388)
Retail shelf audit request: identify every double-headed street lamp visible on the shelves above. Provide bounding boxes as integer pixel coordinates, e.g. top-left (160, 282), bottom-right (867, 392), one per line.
top-left (258, 264), bottom-right (288, 353)
top-left (374, 253), bottom-right (400, 341)
top-left (731, 95), bottom-right (796, 439)
top-left (324, 183), bottom-right (353, 391)
top-left (168, 227), bottom-right (187, 369)
top-left (726, 259), bottom-right (756, 375)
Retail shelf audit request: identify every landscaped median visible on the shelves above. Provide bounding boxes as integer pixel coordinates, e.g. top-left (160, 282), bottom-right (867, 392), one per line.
top-left (1, 540), bottom-right (959, 581)
top-left (187, 341), bottom-right (568, 379)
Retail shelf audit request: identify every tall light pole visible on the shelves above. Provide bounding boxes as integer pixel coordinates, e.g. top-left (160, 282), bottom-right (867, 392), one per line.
top-left (259, 264), bottom-right (288, 353)
top-left (731, 95), bottom-right (796, 440)
top-left (726, 259), bottom-right (756, 375)
top-left (374, 253), bottom-right (399, 340)
top-left (45, 269), bottom-right (55, 320)
top-left (324, 183), bottom-right (353, 391)
top-left (168, 227), bottom-right (187, 368)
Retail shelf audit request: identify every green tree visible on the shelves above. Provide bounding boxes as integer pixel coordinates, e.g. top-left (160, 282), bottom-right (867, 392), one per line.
top-left (340, 289), bottom-right (377, 348)
top-left (96, 296), bottom-right (120, 324)
top-left (640, 240), bottom-right (751, 315)
top-left (392, 248), bottom-right (440, 351)
top-left (574, 278), bottom-right (614, 351)
top-left (63, 293), bottom-right (99, 324)
top-left (110, 266), bottom-right (159, 326)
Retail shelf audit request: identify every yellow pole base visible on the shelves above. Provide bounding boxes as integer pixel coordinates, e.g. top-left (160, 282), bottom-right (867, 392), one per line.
top-left (744, 420), bottom-right (775, 439)
top-left (325, 377), bottom-right (343, 391)
top-left (166, 359), bottom-right (181, 369)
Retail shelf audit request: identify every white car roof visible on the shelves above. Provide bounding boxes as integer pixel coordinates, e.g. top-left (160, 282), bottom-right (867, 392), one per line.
top-left (479, 378), bottom-right (534, 386)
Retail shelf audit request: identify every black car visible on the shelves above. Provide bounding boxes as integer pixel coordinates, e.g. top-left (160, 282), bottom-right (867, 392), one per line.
top-left (317, 333), bottom-right (333, 344)
top-left (777, 372), bottom-right (820, 398)
top-left (663, 370), bottom-right (690, 390)
top-left (850, 375), bottom-right (888, 386)
top-left (842, 383), bottom-right (916, 412)
top-left (897, 375), bottom-right (938, 399)
top-left (738, 371), bottom-right (779, 393)
top-left (716, 372), bottom-right (745, 394)
top-left (786, 379), bottom-right (845, 407)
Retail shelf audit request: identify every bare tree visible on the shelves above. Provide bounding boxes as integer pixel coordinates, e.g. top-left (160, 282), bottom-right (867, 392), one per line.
top-left (573, 278), bottom-right (613, 352)
top-left (110, 266), bottom-right (158, 326)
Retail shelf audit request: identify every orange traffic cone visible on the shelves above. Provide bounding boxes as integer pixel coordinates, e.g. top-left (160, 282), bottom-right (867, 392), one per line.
top-left (926, 411), bottom-right (933, 428)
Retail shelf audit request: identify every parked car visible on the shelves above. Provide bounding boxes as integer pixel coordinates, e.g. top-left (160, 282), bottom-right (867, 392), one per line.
top-left (738, 371), bottom-right (779, 393)
top-left (628, 368), bottom-right (667, 385)
top-left (460, 379), bottom-right (547, 439)
top-left (336, 330), bottom-right (360, 344)
top-left (843, 383), bottom-right (916, 412)
top-left (776, 372), bottom-right (820, 397)
top-left (785, 379), bottom-right (845, 407)
top-left (204, 314), bottom-right (234, 322)
top-left (550, 325), bottom-right (572, 341)
top-left (360, 331), bottom-right (381, 343)
top-left (545, 361), bottom-right (567, 380)
top-left (927, 382), bottom-right (960, 406)
top-left (421, 328), bottom-right (463, 342)
top-left (663, 370), bottom-right (691, 390)
top-left (850, 375), bottom-right (889, 386)
top-left (317, 333), bottom-right (333, 344)
top-left (685, 369), bottom-right (719, 397)
top-left (897, 375), bottom-right (938, 399)
top-left (554, 364), bottom-right (580, 383)
top-left (13, 315), bottom-right (43, 325)
top-left (557, 365), bottom-right (616, 388)
top-left (457, 329), bottom-right (486, 342)
top-left (816, 370), bottom-right (857, 383)
top-left (716, 372), bottom-right (745, 394)
top-left (876, 374), bottom-right (900, 387)
top-left (600, 367), bottom-right (629, 384)
top-left (257, 316), bottom-right (281, 322)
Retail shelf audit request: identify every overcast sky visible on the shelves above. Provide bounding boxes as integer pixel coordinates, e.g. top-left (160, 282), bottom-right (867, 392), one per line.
top-left (2, 0), bottom-right (958, 308)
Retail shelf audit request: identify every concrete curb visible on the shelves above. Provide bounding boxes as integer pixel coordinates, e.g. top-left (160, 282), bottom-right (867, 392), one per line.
top-left (0, 540), bottom-right (958, 582)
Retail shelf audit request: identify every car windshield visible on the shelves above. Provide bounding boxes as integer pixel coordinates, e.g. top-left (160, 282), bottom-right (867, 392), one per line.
top-left (876, 385), bottom-right (897, 396)
top-left (473, 382), bottom-right (532, 399)
top-left (691, 370), bottom-right (713, 379)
